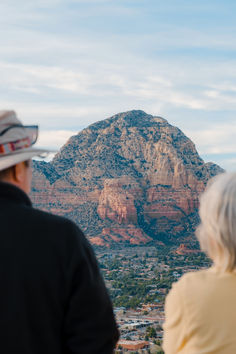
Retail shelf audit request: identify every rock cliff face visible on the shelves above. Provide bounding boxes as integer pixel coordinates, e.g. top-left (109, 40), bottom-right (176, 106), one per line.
top-left (31, 110), bottom-right (224, 247)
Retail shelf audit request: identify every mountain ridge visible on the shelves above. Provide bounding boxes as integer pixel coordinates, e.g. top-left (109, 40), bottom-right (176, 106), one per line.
top-left (31, 110), bottom-right (224, 247)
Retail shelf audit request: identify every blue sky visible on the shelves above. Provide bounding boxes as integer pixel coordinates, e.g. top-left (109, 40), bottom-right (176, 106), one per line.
top-left (0, 0), bottom-right (236, 170)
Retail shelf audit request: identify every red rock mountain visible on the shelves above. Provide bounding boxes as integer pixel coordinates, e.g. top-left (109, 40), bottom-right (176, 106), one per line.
top-left (31, 110), bottom-right (223, 247)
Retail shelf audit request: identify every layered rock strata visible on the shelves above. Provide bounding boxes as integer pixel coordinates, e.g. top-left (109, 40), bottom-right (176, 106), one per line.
top-left (31, 110), bottom-right (223, 246)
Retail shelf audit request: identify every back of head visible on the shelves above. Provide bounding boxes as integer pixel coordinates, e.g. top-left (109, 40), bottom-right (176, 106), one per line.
top-left (0, 110), bottom-right (50, 192)
top-left (197, 172), bottom-right (236, 272)
top-left (0, 110), bottom-right (49, 171)
top-left (0, 110), bottom-right (26, 144)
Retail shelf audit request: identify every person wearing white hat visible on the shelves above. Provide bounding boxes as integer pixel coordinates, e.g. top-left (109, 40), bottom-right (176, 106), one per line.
top-left (0, 110), bottom-right (49, 193)
top-left (0, 111), bottom-right (119, 354)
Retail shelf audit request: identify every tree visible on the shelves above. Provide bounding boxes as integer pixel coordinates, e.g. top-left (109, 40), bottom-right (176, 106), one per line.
top-left (146, 326), bottom-right (157, 338)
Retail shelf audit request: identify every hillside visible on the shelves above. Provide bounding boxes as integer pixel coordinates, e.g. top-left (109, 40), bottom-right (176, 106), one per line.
top-left (31, 110), bottom-right (223, 247)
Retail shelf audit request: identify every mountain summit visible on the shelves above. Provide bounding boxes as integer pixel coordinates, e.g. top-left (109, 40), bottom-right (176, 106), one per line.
top-left (32, 110), bottom-right (223, 246)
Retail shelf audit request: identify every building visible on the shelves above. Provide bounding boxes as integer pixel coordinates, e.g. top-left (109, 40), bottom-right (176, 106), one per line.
top-left (117, 340), bottom-right (149, 351)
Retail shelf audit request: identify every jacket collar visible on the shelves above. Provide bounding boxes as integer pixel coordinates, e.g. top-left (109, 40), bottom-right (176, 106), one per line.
top-left (0, 181), bottom-right (32, 207)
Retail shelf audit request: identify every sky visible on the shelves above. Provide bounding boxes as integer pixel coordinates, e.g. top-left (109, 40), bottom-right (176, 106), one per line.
top-left (0, 0), bottom-right (235, 170)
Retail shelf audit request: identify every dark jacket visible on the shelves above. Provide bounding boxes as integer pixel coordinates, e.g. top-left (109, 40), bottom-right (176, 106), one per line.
top-left (0, 182), bottom-right (119, 354)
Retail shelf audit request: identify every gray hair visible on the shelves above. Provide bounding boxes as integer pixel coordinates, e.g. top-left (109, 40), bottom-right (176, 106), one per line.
top-left (196, 172), bottom-right (236, 272)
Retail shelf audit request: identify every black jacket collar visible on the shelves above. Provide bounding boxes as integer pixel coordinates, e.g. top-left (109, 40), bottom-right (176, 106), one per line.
top-left (0, 182), bottom-right (32, 207)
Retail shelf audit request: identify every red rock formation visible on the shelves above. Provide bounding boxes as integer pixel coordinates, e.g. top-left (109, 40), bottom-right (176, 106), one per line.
top-left (97, 177), bottom-right (142, 224)
top-left (31, 110), bottom-right (224, 247)
top-left (176, 244), bottom-right (199, 255)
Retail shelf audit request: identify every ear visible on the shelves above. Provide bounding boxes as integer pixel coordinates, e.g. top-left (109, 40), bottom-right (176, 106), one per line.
top-left (13, 162), bottom-right (25, 184)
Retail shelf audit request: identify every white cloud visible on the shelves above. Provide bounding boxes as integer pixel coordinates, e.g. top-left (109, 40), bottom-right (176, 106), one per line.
top-left (0, 100), bottom-right (109, 129)
top-left (0, 0), bottom-right (235, 172)
top-left (224, 158), bottom-right (236, 172)
top-left (0, 61), bottom-right (92, 95)
top-left (208, 83), bottom-right (236, 92)
top-left (185, 123), bottom-right (236, 155)
top-left (36, 130), bottom-right (78, 150)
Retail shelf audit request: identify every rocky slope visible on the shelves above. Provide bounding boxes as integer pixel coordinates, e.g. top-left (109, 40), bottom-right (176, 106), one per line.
top-left (31, 110), bottom-right (224, 247)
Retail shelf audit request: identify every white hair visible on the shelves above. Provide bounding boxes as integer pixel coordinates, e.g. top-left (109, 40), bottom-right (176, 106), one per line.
top-left (196, 172), bottom-right (236, 272)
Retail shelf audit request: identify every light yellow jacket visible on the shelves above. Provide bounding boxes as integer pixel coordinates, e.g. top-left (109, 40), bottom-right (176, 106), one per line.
top-left (163, 267), bottom-right (236, 354)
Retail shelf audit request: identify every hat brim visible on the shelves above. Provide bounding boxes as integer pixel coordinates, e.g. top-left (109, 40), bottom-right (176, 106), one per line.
top-left (0, 147), bottom-right (51, 171)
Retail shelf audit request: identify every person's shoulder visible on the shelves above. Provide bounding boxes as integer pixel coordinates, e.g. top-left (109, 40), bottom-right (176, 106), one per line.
top-left (27, 205), bottom-right (75, 227)
top-left (181, 268), bottom-right (209, 280)
top-left (24, 205), bottom-right (85, 244)
top-left (172, 269), bottom-right (211, 293)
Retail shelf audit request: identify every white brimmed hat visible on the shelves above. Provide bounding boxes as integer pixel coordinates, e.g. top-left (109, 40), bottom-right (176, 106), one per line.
top-left (0, 110), bottom-right (50, 171)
